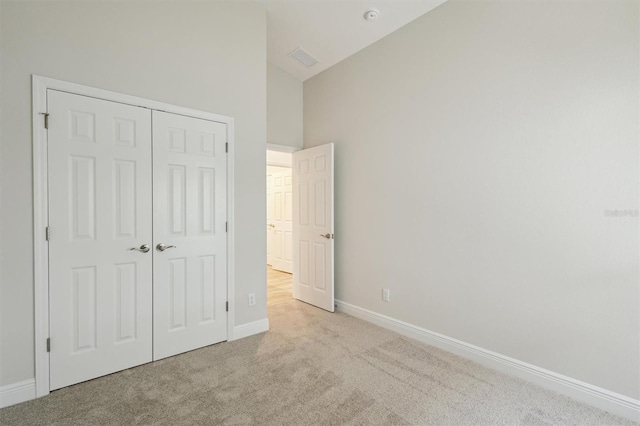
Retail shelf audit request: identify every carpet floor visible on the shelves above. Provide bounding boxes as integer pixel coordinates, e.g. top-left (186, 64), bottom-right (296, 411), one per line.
top-left (0, 300), bottom-right (635, 425)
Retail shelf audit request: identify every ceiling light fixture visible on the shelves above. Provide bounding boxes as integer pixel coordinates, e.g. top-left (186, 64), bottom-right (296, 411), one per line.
top-left (364, 9), bottom-right (380, 22)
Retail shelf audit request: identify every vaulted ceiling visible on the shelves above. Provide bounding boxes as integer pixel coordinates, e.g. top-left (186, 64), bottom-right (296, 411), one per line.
top-left (260, 0), bottom-right (448, 81)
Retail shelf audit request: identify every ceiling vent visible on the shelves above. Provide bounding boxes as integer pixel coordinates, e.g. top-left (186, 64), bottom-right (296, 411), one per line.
top-left (289, 47), bottom-right (318, 68)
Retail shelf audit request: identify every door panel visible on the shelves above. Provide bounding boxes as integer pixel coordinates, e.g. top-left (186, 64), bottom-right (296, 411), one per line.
top-left (153, 111), bottom-right (228, 360)
top-left (267, 174), bottom-right (274, 265)
top-left (271, 168), bottom-right (293, 273)
top-left (48, 90), bottom-right (153, 390)
top-left (293, 144), bottom-right (334, 312)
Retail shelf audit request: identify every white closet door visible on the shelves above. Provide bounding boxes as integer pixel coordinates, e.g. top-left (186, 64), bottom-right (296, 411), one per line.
top-left (292, 144), bottom-right (335, 312)
top-left (48, 90), bottom-right (153, 390)
top-left (152, 111), bottom-right (228, 360)
top-left (271, 168), bottom-right (293, 273)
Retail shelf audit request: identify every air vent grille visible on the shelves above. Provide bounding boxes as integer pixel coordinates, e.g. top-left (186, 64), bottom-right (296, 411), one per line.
top-left (289, 47), bottom-right (318, 67)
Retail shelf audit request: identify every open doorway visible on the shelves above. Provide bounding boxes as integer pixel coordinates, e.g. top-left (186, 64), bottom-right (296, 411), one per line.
top-left (267, 147), bottom-right (295, 307)
top-left (265, 143), bottom-right (335, 312)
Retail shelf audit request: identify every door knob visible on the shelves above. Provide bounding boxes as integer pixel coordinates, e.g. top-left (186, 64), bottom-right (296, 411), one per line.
top-left (156, 243), bottom-right (176, 252)
top-left (268, 223), bottom-right (275, 228)
top-left (129, 244), bottom-right (150, 253)
top-left (320, 233), bottom-right (332, 239)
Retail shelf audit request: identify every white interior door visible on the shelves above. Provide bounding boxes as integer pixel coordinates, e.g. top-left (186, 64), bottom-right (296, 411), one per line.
top-left (271, 168), bottom-right (293, 273)
top-left (152, 111), bottom-right (228, 360)
top-left (292, 144), bottom-right (334, 312)
top-left (48, 90), bottom-right (153, 390)
top-left (267, 174), bottom-right (274, 266)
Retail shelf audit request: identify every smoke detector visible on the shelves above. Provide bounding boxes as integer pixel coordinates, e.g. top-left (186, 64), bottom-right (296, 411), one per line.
top-left (364, 9), bottom-right (380, 22)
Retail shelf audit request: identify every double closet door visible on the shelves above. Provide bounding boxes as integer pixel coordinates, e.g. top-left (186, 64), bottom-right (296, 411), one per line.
top-left (47, 90), bottom-right (227, 390)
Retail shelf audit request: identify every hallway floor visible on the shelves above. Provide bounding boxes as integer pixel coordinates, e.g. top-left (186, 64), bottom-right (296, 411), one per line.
top-left (267, 265), bottom-right (292, 306)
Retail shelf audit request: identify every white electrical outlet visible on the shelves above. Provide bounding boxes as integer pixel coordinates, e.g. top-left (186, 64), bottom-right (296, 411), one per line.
top-left (248, 293), bottom-right (256, 307)
top-left (382, 288), bottom-right (390, 302)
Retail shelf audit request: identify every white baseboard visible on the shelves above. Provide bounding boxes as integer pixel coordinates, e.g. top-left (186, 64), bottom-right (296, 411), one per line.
top-left (231, 318), bottom-right (270, 340)
top-left (0, 320), bottom-right (271, 410)
top-left (335, 299), bottom-right (640, 423)
top-left (0, 379), bottom-right (36, 409)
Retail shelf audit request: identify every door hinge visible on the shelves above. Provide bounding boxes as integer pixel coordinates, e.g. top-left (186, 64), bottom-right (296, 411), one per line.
top-left (226, 301), bottom-right (229, 312)
top-left (226, 222), bottom-right (228, 233)
top-left (45, 226), bottom-right (50, 241)
top-left (225, 143), bottom-right (228, 153)
top-left (46, 338), bottom-right (51, 352)
top-left (40, 113), bottom-right (50, 129)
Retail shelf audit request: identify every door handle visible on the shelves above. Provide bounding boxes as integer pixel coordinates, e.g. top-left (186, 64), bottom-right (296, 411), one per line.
top-left (156, 243), bottom-right (176, 252)
top-left (268, 223), bottom-right (275, 228)
top-left (129, 244), bottom-right (150, 253)
top-left (320, 233), bottom-right (333, 239)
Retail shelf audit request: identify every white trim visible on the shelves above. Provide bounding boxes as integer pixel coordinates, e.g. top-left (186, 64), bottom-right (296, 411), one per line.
top-left (266, 143), bottom-right (300, 153)
top-left (231, 318), bottom-right (270, 341)
top-left (34, 76), bottom-right (231, 122)
top-left (226, 119), bottom-right (236, 342)
top-left (32, 76), bottom-right (50, 398)
top-left (267, 143), bottom-right (299, 166)
top-left (335, 300), bottom-right (640, 423)
top-left (267, 161), bottom-right (292, 168)
top-left (0, 379), bottom-right (36, 408)
top-left (32, 75), bottom-right (236, 400)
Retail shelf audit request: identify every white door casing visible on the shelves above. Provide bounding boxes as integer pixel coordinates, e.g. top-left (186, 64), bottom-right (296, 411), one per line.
top-left (292, 144), bottom-right (334, 312)
top-left (267, 174), bottom-right (274, 266)
top-left (48, 90), bottom-right (153, 390)
top-left (152, 111), bottom-right (228, 360)
top-left (271, 167), bottom-right (293, 273)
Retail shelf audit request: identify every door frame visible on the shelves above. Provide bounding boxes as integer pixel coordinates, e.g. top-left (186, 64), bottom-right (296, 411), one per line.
top-left (267, 143), bottom-right (298, 166)
top-left (32, 75), bottom-right (236, 398)
top-left (266, 144), bottom-right (298, 270)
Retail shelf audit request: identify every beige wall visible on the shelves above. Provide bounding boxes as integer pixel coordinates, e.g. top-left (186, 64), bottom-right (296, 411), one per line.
top-left (267, 62), bottom-right (303, 148)
top-left (267, 150), bottom-right (293, 167)
top-left (0, 1), bottom-right (267, 386)
top-left (304, 0), bottom-right (639, 398)
top-left (267, 165), bottom-right (291, 176)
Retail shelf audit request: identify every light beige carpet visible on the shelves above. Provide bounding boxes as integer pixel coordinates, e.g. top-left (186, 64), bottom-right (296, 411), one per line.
top-left (0, 300), bottom-right (635, 425)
